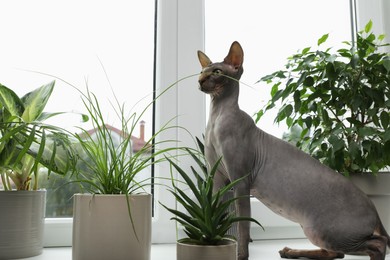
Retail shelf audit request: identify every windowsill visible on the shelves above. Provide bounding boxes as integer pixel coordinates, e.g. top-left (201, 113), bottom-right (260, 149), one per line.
top-left (20, 239), bottom-right (381, 260)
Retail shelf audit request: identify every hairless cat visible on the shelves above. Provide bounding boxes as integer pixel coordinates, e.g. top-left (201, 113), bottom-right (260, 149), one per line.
top-left (197, 41), bottom-right (390, 260)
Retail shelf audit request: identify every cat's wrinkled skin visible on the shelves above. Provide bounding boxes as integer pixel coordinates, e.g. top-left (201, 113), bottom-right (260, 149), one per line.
top-left (197, 41), bottom-right (390, 260)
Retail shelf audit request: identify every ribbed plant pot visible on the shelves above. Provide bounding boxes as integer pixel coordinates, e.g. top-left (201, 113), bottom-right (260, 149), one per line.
top-left (0, 190), bottom-right (46, 260)
top-left (72, 193), bottom-right (152, 260)
top-left (177, 240), bottom-right (237, 260)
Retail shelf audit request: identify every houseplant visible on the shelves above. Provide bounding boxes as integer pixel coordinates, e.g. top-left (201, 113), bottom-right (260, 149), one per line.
top-left (256, 21), bottom-right (390, 230)
top-left (256, 20), bottom-right (390, 176)
top-left (161, 138), bottom-right (262, 260)
top-left (0, 81), bottom-right (79, 259)
top-left (71, 85), bottom-right (177, 260)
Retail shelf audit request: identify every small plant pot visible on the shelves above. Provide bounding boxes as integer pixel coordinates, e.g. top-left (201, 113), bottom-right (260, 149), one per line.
top-left (177, 240), bottom-right (237, 260)
top-left (72, 193), bottom-right (152, 260)
top-left (0, 190), bottom-right (46, 260)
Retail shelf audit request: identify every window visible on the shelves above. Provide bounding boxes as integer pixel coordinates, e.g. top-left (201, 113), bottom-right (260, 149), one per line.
top-left (1, 0), bottom-right (389, 247)
top-left (204, 0), bottom-right (352, 239)
top-left (205, 0), bottom-right (352, 137)
top-left (0, 0), bottom-right (206, 246)
top-left (0, 0), bottom-right (157, 245)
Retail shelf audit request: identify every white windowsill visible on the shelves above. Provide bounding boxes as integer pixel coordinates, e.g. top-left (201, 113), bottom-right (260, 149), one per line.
top-left (20, 239), bottom-right (384, 260)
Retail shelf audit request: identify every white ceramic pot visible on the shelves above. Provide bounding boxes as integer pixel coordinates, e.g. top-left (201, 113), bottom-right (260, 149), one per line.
top-left (72, 193), bottom-right (152, 260)
top-left (0, 190), bottom-right (46, 260)
top-left (177, 240), bottom-right (237, 260)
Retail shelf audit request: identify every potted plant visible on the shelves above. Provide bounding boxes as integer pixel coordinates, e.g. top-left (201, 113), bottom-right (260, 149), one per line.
top-left (71, 86), bottom-right (176, 260)
top-left (161, 138), bottom-right (262, 260)
top-left (0, 81), bottom-right (78, 259)
top-left (256, 20), bottom-right (390, 227)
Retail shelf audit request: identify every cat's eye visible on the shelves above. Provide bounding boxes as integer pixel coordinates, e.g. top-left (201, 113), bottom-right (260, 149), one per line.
top-left (213, 69), bottom-right (222, 74)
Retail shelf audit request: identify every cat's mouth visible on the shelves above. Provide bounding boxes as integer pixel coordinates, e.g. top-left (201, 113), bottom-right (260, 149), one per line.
top-left (199, 83), bottom-right (222, 97)
top-left (198, 83), bottom-right (211, 93)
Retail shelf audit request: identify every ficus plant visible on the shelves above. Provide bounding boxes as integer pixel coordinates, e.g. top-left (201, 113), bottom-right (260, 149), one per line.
top-left (256, 20), bottom-right (390, 176)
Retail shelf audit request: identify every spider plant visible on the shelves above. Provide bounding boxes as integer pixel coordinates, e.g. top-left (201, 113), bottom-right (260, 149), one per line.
top-left (161, 138), bottom-right (263, 245)
top-left (71, 84), bottom-right (177, 195)
top-left (0, 81), bottom-right (80, 190)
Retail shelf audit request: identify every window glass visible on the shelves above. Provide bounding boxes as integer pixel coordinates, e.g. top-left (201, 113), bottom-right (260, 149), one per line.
top-left (0, 0), bottom-right (155, 217)
top-left (205, 0), bottom-right (352, 239)
top-left (205, 0), bottom-right (351, 138)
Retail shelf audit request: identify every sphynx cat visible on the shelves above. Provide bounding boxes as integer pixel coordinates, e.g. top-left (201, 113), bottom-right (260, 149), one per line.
top-left (197, 41), bottom-right (390, 260)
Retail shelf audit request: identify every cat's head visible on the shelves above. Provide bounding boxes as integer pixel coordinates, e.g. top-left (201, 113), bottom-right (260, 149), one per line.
top-left (197, 41), bottom-right (244, 97)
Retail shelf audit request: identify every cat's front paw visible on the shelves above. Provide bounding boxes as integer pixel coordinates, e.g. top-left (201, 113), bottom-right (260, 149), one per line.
top-left (237, 251), bottom-right (249, 260)
top-left (279, 247), bottom-right (296, 259)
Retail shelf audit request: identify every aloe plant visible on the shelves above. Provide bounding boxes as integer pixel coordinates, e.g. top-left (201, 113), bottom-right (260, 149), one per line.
top-left (257, 21), bottom-right (390, 175)
top-left (0, 81), bottom-right (80, 190)
top-left (161, 138), bottom-right (263, 245)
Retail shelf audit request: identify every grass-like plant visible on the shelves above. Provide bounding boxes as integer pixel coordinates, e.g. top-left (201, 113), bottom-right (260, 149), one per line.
top-left (0, 81), bottom-right (81, 190)
top-left (161, 138), bottom-right (263, 245)
top-left (71, 85), bottom-right (177, 195)
top-left (257, 20), bottom-right (390, 175)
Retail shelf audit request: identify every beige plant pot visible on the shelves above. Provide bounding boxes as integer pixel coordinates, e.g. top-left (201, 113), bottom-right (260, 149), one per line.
top-left (0, 190), bottom-right (46, 260)
top-left (72, 193), bottom-right (152, 260)
top-left (177, 240), bottom-right (237, 260)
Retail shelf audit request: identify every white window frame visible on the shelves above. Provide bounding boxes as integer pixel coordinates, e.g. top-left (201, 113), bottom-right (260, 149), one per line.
top-left (356, 0), bottom-right (390, 43)
top-left (250, 0), bottom-right (390, 240)
top-left (43, 0), bottom-right (390, 246)
top-left (43, 0), bottom-right (206, 246)
top-left (152, 0), bottom-right (206, 244)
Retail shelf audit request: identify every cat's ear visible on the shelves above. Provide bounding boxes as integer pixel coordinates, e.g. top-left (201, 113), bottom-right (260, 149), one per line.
top-left (197, 50), bottom-right (212, 68)
top-left (224, 41), bottom-right (244, 69)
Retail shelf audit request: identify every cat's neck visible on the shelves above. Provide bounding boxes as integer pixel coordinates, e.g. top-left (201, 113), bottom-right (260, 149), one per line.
top-left (209, 81), bottom-right (240, 113)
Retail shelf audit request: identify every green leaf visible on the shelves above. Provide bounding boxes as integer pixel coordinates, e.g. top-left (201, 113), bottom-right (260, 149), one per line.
top-left (328, 135), bottom-right (344, 152)
top-left (293, 91), bottom-right (301, 112)
top-left (303, 117), bottom-right (312, 129)
top-left (381, 111), bottom-right (390, 129)
top-left (0, 84), bottom-right (24, 117)
top-left (303, 54), bottom-right (316, 65)
top-left (255, 109), bottom-right (264, 123)
top-left (358, 127), bottom-right (377, 137)
top-left (318, 33), bottom-right (329, 46)
top-left (348, 141), bottom-right (361, 159)
top-left (303, 76), bottom-right (314, 87)
top-left (321, 109), bottom-right (330, 124)
top-left (21, 81), bottom-right (55, 122)
top-left (365, 20), bottom-right (373, 33)
top-left (271, 82), bottom-right (280, 96)
top-left (383, 59), bottom-right (390, 72)
top-left (383, 130), bottom-right (390, 142)
top-left (277, 104), bottom-right (293, 122)
top-left (378, 34), bottom-right (386, 41)
top-left (302, 47), bottom-right (311, 54)
top-left (325, 62), bottom-right (337, 81)
top-left (366, 33), bottom-right (376, 44)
